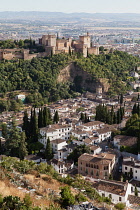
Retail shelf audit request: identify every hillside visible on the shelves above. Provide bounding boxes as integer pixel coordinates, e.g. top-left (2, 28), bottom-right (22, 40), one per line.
top-left (0, 51), bottom-right (139, 106)
top-left (0, 156), bottom-right (114, 210)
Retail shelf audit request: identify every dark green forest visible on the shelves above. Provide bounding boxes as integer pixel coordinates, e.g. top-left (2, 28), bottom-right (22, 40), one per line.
top-left (0, 51), bottom-right (139, 107)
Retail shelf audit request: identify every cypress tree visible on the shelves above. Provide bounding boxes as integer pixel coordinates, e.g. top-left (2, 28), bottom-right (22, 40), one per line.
top-left (80, 113), bottom-right (84, 121)
top-left (53, 111), bottom-right (59, 124)
top-left (22, 110), bottom-right (30, 139)
top-left (38, 108), bottom-right (43, 128)
top-left (132, 103), bottom-right (137, 115)
top-left (69, 46), bottom-right (71, 56)
top-left (19, 132), bottom-right (28, 160)
top-left (117, 108), bottom-right (121, 124)
top-left (45, 137), bottom-right (53, 160)
top-left (113, 113), bottom-right (117, 124)
top-left (106, 110), bottom-right (111, 124)
top-left (84, 113), bottom-right (88, 123)
top-left (43, 107), bottom-right (48, 127)
top-left (120, 94), bottom-right (123, 105)
top-left (30, 108), bottom-right (34, 138)
top-left (32, 108), bottom-right (38, 142)
top-left (47, 108), bottom-right (52, 124)
top-left (1, 123), bottom-right (8, 139)
top-left (110, 106), bottom-right (114, 125)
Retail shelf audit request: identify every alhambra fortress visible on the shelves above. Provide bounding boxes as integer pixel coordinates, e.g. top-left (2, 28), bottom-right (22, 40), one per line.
top-left (0, 33), bottom-right (99, 60)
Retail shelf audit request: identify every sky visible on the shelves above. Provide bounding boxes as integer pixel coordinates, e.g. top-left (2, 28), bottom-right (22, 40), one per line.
top-left (1, 0), bottom-right (140, 13)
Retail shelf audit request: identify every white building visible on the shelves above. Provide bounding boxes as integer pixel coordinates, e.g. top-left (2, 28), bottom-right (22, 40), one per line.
top-left (122, 157), bottom-right (140, 181)
top-left (94, 180), bottom-right (131, 206)
top-left (97, 127), bottom-right (112, 142)
top-left (15, 94), bottom-right (26, 101)
top-left (39, 124), bottom-right (72, 147)
top-left (90, 145), bottom-right (102, 155)
top-left (82, 121), bottom-right (105, 131)
top-left (71, 130), bottom-right (88, 140)
top-left (51, 159), bottom-right (74, 175)
top-left (50, 139), bottom-right (67, 153)
top-left (113, 135), bottom-right (138, 150)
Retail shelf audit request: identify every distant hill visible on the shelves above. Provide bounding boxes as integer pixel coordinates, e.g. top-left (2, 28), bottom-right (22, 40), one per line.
top-left (0, 11), bottom-right (140, 22)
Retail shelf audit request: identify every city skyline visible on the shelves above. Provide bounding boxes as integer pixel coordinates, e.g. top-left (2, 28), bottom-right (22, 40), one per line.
top-left (1, 0), bottom-right (140, 14)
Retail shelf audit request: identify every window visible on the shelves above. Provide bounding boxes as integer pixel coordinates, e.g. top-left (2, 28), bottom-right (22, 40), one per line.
top-left (135, 176), bottom-right (137, 179)
top-left (125, 167), bottom-right (127, 170)
top-left (119, 197), bottom-right (121, 201)
top-left (104, 172), bottom-right (108, 176)
top-left (135, 170), bottom-right (137, 173)
top-left (81, 167), bottom-right (82, 171)
top-left (104, 166), bottom-right (108, 170)
top-left (81, 162), bottom-right (82, 165)
top-left (102, 193), bottom-right (105, 197)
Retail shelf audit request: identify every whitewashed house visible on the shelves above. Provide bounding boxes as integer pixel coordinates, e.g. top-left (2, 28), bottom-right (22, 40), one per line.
top-left (93, 180), bottom-right (131, 206)
top-left (90, 145), bottom-right (102, 155)
top-left (82, 121), bottom-right (105, 131)
top-left (113, 135), bottom-right (137, 150)
top-left (122, 157), bottom-right (140, 181)
top-left (96, 127), bottom-right (112, 142)
top-left (50, 139), bottom-right (67, 153)
top-left (51, 159), bottom-right (74, 175)
top-left (39, 124), bottom-right (72, 147)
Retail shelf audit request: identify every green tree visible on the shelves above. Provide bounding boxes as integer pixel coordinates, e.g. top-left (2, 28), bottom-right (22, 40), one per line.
top-left (120, 94), bottom-right (123, 105)
top-left (134, 185), bottom-right (138, 196)
top-left (1, 123), bottom-right (8, 139)
top-left (80, 112), bottom-right (85, 121)
top-left (0, 195), bottom-right (24, 209)
top-left (75, 193), bottom-right (87, 203)
top-left (67, 144), bottom-right (91, 164)
top-left (53, 111), bottom-right (59, 124)
top-left (19, 132), bottom-right (28, 160)
top-left (23, 194), bottom-right (32, 208)
top-left (22, 110), bottom-right (30, 139)
top-left (115, 203), bottom-right (125, 210)
top-left (60, 186), bottom-right (75, 207)
top-left (45, 138), bottom-right (53, 160)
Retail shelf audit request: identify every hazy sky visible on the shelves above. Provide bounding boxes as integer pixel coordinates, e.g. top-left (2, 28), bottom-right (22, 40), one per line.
top-left (1, 0), bottom-right (140, 13)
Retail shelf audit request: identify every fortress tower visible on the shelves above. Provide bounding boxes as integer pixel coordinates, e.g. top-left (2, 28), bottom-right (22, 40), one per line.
top-left (79, 33), bottom-right (91, 48)
top-left (41, 35), bottom-right (56, 47)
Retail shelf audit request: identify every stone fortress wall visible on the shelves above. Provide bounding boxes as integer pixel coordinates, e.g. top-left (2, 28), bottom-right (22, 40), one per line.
top-left (0, 33), bottom-right (99, 61)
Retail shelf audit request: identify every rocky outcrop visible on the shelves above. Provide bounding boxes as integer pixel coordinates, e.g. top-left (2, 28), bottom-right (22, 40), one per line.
top-left (57, 62), bottom-right (110, 93)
